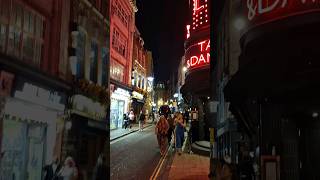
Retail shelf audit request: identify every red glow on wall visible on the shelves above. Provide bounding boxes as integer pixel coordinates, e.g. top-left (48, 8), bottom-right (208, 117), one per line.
top-left (245, 0), bottom-right (320, 28)
top-left (185, 39), bottom-right (210, 70)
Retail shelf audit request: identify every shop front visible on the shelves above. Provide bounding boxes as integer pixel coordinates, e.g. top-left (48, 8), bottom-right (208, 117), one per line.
top-left (224, 2), bottom-right (320, 179)
top-left (0, 77), bottom-right (66, 180)
top-left (131, 90), bottom-right (146, 117)
top-left (65, 94), bottom-right (107, 178)
top-left (110, 87), bottom-right (131, 130)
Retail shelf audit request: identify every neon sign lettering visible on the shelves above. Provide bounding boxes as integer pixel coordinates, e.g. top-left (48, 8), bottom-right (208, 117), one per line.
top-left (191, 0), bottom-right (209, 31)
top-left (193, 0), bottom-right (204, 14)
top-left (246, 0), bottom-right (320, 23)
top-left (186, 25), bottom-right (191, 39)
top-left (186, 39), bottom-right (210, 70)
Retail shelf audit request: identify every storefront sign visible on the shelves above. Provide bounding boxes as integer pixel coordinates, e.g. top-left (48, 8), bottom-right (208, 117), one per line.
top-left (132, 91), bottom-right (144, 100)
top-left (113, 88), bottom-right (130, 97)
top-left (0, 71), bottom-right (14, 97)
top-left (72, 94), bottom-right (106, 121)
top-left (186, 39), bottom-right (210, 71)
top-left (245, 0), bottom-right (320, 27)
top-left (14, 83), bottom-right (64, 110)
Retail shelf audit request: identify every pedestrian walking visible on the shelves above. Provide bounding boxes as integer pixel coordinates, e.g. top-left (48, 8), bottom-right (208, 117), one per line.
top-left (128, 109), bottom-right (135, 130)
top-left (43, 157), bottom-right (62, 180)
top-left (138, 110), bottom-right (146, 131)
top-left (167, 114), bottom-right (175, 146)
top-left (57, 156), bottom-right (79, 180)
top-left (174, 112), bottom-right (186, 155)
top-left (155, 115), bottom-right (170, 156)
top-left (92, 154), bottom-right (107, 180)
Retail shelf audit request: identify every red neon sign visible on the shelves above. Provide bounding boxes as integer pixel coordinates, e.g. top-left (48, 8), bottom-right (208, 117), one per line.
top-left (245, 0), bottom-right (320, 28)
top-left (186, 39), bottom-right (210, 70)
top-left (191, 0), bottom-right (209, 31)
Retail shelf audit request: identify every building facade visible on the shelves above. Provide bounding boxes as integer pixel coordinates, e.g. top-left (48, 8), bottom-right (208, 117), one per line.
top-left (109, 0), bottom-right (137, 129)
top-left (131, 26), bottom-right (148, 116)
top-left (0, 0), bottom-right (70, 179)
top-left (181, 0), bottom-right (211, 146)
top-left (144, 51), bottom-right (154, 115)
top-left (214, 0), bottom-right (320, 179)
top-left (62, 0), bottom-right (109, 178)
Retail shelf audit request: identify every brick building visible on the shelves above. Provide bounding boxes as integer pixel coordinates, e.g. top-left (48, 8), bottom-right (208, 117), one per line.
top-left (131, 26), bottom-right (148, 115)
top-left (0, 0), bottom-right (70, 179)
top-left (62, 0), bottom-right (110, 178)
top-left (109, 0), bottom-right (137, 129)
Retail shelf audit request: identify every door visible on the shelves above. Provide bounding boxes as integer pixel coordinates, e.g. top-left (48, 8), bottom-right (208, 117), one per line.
top-left (0, 119), bottom-right (27, 180)
top-left (299, 117), bottom-right (320, 180)
top-left (110, 98), bottom-right (119, 129)
top-left (118, 101), bottom-right (125, 128)
top-left (26, 125), bottom-right (46, 180)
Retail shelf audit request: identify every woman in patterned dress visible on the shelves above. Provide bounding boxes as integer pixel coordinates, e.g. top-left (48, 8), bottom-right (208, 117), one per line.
top-left (155, 115), bottom-right (170, 156)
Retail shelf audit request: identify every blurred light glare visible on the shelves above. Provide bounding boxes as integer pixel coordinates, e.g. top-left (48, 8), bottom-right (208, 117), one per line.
top-left (312, 112), bottom-right (318, 118)
top-left (234, 17), bottom-right (246, 30)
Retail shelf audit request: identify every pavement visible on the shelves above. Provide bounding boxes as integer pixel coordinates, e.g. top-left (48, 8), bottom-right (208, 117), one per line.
top-left (110, 120), bottom-right (154, 141)
top-left (167, 153), bottom-right (210, 180)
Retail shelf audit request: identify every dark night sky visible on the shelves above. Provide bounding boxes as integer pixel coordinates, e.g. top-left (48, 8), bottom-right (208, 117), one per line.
top-left (135, 0), bottom-right (190, 82)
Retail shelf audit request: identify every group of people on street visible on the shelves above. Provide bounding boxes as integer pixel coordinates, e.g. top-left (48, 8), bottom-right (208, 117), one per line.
top-left (155, 111), bottom-right (187, 156)
top-left (123, 109), bottom-right (155, 131)
top-left (43, 154), bottom-right (107, 180)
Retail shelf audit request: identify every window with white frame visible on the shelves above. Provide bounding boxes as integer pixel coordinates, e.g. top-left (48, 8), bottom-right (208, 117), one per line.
top-left (110, 59), bottom-right (124, 83)
top-left (0, 0), bottom-right (44, 67)
top-left (112, 0), bottom-right (129, 27)
top-left (112, 27), bottom-right (127, 58)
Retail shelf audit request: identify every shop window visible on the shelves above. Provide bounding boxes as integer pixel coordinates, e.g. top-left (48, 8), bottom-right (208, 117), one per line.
top-left (90, 41), bottom-right (98, 83)
top-left (76, 30), bottom-right (86, 79)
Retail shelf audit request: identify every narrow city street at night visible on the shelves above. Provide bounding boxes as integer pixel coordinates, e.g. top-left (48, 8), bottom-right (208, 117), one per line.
top-left (110, 125), bottom-right (161, 180)
top-left (1, 0), bottom-right (320, 179)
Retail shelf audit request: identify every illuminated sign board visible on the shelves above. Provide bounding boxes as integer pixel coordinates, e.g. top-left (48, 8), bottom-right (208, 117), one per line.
top-left (132, 91), bottom-right (144, 100)
top-left (245, 0), bottom-right (320, 27)
top-left (185, 39), bottom-right (210, 70)
top-left (191, 0), bottom-right (209, 32)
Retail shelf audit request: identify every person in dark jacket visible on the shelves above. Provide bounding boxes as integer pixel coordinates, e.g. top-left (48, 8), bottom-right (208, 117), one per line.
top-left (138, 110), bottom-right (146, 131)
top-left (43, 157), bottom-right (62, 180)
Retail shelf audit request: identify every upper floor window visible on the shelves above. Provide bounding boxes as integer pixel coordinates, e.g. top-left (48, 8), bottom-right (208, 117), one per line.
top-left (112, 0), bottom-right (129, 27)
top-left (101, 47), bottom-right (109, 86)
top-left (90, 40), bottom-right (98, 83)
top-left (0, 0), bottom-right (44, 67)
top-left (110, 59), bottom-right (124, 83)
top-left (112, 27), bottom-right (127, 58)
top-left (76, 30), bottom-right (86, 79)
